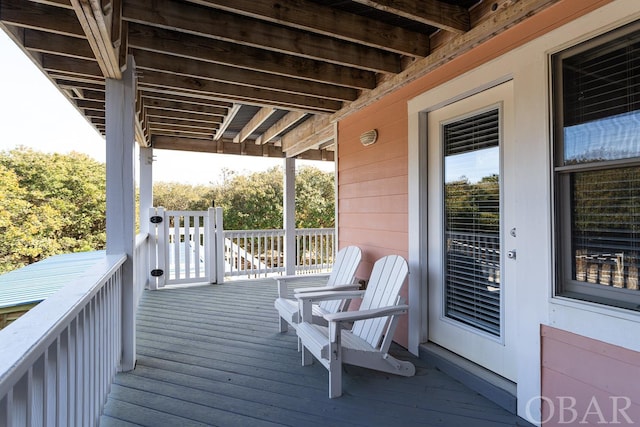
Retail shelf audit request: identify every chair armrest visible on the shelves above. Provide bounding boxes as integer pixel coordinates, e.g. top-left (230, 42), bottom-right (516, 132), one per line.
top-left (324, 305), bottom-right (409, 323)
top-left (294, 290), bottom-right (365, 303)
top-left (296, 290), bottom-right (365, 324)
top-left (293, 284), bottom-right (360, 294)
top-left (275, 273), bottom-right (330, 283)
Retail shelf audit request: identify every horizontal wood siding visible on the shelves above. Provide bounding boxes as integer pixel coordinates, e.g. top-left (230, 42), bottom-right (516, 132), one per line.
top-left (337, 0), bottom-right (614, 350)
top-left (540, 325), bottom-right (640, 426)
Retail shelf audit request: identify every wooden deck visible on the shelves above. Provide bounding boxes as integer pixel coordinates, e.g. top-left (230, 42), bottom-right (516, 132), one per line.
top-left (101, 279), bottom-right (532, 426)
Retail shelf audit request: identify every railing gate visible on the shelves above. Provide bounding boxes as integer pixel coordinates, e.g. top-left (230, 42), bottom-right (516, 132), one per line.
top-left (149, 207), bottom-right (224, 288)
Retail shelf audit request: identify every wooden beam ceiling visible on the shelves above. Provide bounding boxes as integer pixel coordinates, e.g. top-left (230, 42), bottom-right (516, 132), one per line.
top-left (127, 22), bottom-right (380, 87)
top-left (186, 0), bottom-right (430, 56)
top-left (137, 70), bottom-right (343, 113)
top-left (122, 0), bottom-right (402, 72)
top-left (350, 0), bottom-right (470, 33)
top-left (132, 48), bottom-right (359, 102)
top-left (0, 0), bottom-right (563, 160)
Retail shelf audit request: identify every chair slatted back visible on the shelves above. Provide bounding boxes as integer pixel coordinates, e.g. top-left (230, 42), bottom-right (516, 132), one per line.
top-left (351, 255), bottom-right (408, 349)
top-left (318, 246), bottom-right (362, 313)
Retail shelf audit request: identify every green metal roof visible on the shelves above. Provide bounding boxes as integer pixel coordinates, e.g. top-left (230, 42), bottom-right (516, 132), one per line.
top-left (0, 251), bottom-right (106, 309)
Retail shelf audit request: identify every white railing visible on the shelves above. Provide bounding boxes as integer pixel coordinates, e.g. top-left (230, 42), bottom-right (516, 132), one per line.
top-left (223, 228), bottom-right (335, 278)
top-left (0, 253), bottom-right (126, 427)
top-left (134, 233), bottom-right (150, 306)
top-left (295, 228), bottom-right (335, 274)
top-left (151, 207), bottom-right (335, 283)
top-left (224, 229), bottom-right (285, 277)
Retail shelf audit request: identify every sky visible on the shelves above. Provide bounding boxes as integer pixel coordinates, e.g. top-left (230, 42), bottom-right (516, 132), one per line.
top-left (0, 31), bottom-right (333, 185)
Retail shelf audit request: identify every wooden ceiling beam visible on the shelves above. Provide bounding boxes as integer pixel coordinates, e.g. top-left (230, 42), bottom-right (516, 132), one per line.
top-left (296, 149), bottom-right (335, 162)
top-left (140, 91), bottom-right (233, 109)
top-left (144, 108), bottom-right (224, 124)
top-left (41, 53), bottom-right (102, 78)
top-left (140, 97), bottom-right (227, 117)
top-left (147, 119), bottom-right (219, 132)
top-left (122, 0), bottom-right (401, 73)
top-left (29, 0), bottom-right (74, 10)
top-left (281, 115), bottom-right (334, 157)
top-left (56, 78), bottom-right (104, 92)
top-left (234, 107), bottom-right (277, 144)
top-left (22, 29), bottom-right (94, 60)
top-left (48, 72), bottom-right (104, 86)
top-left (75, 99), bottom-right (104, 109)
top-left (132, 49), bottom-right (358, 102)
top-left (331, 0), bottom-right (561, 124)
top-left (186, 0), bottom-right (429, 57)
top-left (152, 135), bottom-right (285, 158)
top-left (351, 0), bottom-right (470, 34)
top-left (214, 104), bottom-right (241, 141)
top-left (258, 111), bottom-right (307, 145)
top-left (149, 127), bottom-right (214, 138)
top-left (279, 0), bottom-right (560, 158)
top-left (69, 0), bottom-right (121, 78)
top-left (137, 70), bottom-right (343, 114)
top-left (127, 22), bottom-right (381, 87)
top-left (0, 0), bottom-right (85, 37)
top-left (73, 89), bottom-right (105, 100)
top-left (83, 107), bottom-right (104, 116)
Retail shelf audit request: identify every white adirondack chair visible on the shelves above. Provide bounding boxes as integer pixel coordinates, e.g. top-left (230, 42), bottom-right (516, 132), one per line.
top-left (274, 246), bottom-right (362, 333)
top-left (295, 254), bottom-right (415, 398)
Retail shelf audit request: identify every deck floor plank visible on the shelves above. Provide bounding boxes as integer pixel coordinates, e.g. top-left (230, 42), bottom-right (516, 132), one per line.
top-left (101, 279), bottom-right (533, 426)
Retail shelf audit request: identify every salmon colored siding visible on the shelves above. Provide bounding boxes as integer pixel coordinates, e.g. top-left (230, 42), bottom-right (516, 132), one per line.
top-left (337, 0), bottom-right (613, 349)
top-left (540, 325), bottom-right (640, 426)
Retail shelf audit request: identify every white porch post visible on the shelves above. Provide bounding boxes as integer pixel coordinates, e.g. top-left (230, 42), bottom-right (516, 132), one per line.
top-left (283, 157), bottom-right (296, 275)
top-left (106, 55), bottom-right (137, 371)
top-left (139, 146), bottom-right (153, 235)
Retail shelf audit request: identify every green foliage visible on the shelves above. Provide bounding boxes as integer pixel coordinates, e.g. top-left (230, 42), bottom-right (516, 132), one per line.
top-left (218, 167), bottom-right (284, 230)
top-left (153, 181), bottom-right (218, 211)
top-left (152, 165), bottom-right (335, 230)
top-left (0, 147), bottom-right (106, 273)
top-left (295, 166), bottom-right (335, 228)
top-left (0, 147), bottom-right (334, 274)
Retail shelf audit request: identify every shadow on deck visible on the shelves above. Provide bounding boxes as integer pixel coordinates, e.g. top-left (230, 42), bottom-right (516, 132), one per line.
top-left (101, 279), bottom-right (532, 426)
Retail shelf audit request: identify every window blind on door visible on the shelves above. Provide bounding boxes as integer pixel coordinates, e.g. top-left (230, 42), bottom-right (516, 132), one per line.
top-left (443, 108), bottom-right (501, 336)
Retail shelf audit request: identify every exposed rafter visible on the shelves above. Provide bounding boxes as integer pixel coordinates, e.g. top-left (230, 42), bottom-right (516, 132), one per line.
top-left (131, 49), bottom-right (359, 102)
top-left (0, 0), bottom-right (562, 160)
top-left (214, 104), bottom-right (241, 141)
top-left (234, 107), bottom-right (277, 143)
top-left (69, 0), bottom-right (122, 78)
top-left (351, 0), bottom-right (470, 34)
top-left (258, 111), bottom-right (308, 146)
top-left (127, 22), bottom-right (381, 87)
top-left (122, 0), bottom-right (402, 72)
top-left (137, 70), bottom-right (343, 113)
top-left (187, 0), bottom-right (430, 56)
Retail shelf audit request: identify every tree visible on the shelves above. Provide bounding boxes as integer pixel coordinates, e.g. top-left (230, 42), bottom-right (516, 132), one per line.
top-left (217, 167), bottom-right (284, 230)
top-left (295, 166), bottom-right (335, 228)
top-left (153, 181), bottom-right (218, 211)
top-left (152, 165), bottom-right (335, 230)
top-left (0, 147), bottom-right (107, 273)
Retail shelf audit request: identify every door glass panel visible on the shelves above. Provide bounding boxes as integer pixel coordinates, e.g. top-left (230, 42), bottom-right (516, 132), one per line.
top-left (443, 108), bottom-right (501, 336)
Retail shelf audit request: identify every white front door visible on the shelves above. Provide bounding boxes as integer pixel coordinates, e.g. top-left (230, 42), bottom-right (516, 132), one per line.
top-left (427, 81), bottom-right (517, 382)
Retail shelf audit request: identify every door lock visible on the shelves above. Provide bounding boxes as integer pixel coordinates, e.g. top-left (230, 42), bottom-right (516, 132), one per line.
top-left (507, 250), bottom-right (516, 260)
